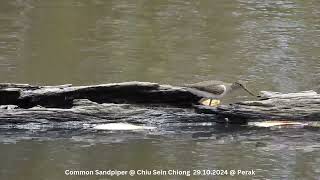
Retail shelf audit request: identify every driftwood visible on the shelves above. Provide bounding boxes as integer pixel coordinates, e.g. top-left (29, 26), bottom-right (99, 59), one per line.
top-left (0, 82), bottom-right (198, 108)
top-left (0, 82), bottom-right (319, 124)
top-left (196, 91), bottom-right (320, 122)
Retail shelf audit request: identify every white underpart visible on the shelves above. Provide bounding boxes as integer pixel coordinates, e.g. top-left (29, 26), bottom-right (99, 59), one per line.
top-left (217, 85), bottom-right (227, 99)
top-left (92, 123), bottom-right (156, 130)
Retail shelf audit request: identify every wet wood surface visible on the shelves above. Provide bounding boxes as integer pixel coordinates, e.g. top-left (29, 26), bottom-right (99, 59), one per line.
top-left (0, 82), bottom-right (319, 124)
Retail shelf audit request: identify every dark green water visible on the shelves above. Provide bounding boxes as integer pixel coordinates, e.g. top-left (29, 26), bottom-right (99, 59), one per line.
top-left (0, 0), bottom-right (319, 179)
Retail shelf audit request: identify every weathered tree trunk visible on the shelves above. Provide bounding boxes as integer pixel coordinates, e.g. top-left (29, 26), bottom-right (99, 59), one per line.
top-left (0, 82), bottom-right (198, 108)
top-left (195, 90), bottom-right (320, 122)
top-left (0, 82), bottom-right (319, 124)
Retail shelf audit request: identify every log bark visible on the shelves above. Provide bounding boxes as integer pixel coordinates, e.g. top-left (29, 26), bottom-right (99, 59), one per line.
top-left (14, 82), bottom-right (198, 108)
top-left (0, 82), bottom-right (319, 124)
top-left (195, 90), bottom-right (320, 122)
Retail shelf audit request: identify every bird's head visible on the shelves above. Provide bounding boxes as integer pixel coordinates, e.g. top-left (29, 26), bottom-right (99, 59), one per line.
top-left (231, 80), bottom-right (256, 96)
top-left (231, 80), bottom-right (245, 89)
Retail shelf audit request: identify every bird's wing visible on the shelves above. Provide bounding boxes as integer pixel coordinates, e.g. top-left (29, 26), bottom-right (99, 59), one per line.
top-left (184, 81), bottom-right (226, 95)
top-left (195, 85), bottom-right (225, 95)
top-left (185, 80), bottom-right (224, 87)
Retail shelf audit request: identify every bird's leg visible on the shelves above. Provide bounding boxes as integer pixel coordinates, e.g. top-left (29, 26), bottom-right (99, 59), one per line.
top-left (209, 99), bottom-right (212, 106)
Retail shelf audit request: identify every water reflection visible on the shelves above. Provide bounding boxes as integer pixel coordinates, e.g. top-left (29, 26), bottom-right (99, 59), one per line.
top-left (0, 126), bottom-right (320, 179)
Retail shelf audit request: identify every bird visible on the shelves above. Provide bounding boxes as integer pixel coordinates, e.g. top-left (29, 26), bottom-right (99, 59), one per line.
top-left (183, 80), bottom-right (256, 106)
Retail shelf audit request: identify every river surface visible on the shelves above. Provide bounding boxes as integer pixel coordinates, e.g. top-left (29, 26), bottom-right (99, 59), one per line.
top-left (0, 0), bottom-right (319, 179)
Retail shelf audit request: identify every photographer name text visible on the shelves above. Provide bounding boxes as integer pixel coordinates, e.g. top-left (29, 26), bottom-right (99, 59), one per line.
top-left (65, 169), bottom-right (255, 177)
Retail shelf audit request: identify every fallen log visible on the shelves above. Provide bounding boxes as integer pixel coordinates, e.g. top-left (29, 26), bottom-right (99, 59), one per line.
top-left (0, 82), bottom-right (319, 124)
top-left (14, 82), bottom-right (198, 108)
top-left (195, 90), bottom-right (320, 121)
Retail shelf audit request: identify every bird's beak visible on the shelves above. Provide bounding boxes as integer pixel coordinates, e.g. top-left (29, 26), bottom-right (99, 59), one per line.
top-left (242, 86), bottom-right (256, 96)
